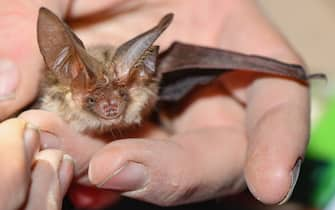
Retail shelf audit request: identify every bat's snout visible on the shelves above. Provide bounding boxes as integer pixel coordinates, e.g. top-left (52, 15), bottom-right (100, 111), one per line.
top-left (98, 99), bottom-right (125, 119)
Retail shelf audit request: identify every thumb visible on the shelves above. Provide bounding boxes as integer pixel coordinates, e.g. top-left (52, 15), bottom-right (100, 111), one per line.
top-left (89, 129), bottom-right (246, 206)
top-left (88, 138), bottom-right (195, 206)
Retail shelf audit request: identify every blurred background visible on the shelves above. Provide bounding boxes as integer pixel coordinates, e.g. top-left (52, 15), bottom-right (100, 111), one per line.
top-left (258, 0), bottom-right (335, 76)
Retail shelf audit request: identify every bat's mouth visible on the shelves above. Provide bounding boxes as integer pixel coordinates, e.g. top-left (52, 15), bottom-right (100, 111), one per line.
top-left (100, 111), bottom-right (122, 120)
top-left (96, 102), bottom-right (126, 120)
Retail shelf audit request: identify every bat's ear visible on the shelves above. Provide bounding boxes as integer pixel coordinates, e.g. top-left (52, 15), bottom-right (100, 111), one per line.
top-left (37, 7), bottom-right (101, 89)
top-left (112, 13), bottom-right (173, 80)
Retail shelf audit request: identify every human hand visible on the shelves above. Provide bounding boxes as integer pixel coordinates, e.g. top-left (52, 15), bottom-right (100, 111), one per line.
top-left (75, 0), bottom-right (309, 207)
top-left (4, 0), bottom-right (309, 208)
top-left (0, 118), bottom-right (74, 210)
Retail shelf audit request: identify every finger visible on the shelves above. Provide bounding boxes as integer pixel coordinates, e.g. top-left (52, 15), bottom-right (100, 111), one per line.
top-left (19, 110), bottom-right (106, 175)
top-left (19, 109), bottom-right (166, 178)
top-left (0, 1), bottom-right (70, 120)
top-left (68, 0), bottom-right (123, 18)
top-left (25, 150), bottom-right (74, 210)
top-left (89, 127), bottom-right (247, 206)
top-left (244, 77), bottom-right (309, 204)
top-left (59, 155), bottom-right (75, 197)
top-left (0, 118), bottom-right (39, 210)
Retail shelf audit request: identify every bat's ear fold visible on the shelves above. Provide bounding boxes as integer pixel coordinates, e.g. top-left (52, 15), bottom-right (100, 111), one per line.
top-left (140, 46), bottom-right (159, 74)
top-left (127, 45), bottom-right (159, 81)
top-left (37, 7), bottom-right (101, 88)
top-left (112, 13), bottom-right (173, 80)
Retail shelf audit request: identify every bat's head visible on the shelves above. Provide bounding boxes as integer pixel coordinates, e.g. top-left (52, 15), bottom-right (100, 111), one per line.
top-left (69, 54), bottom-right (159, 123)
top-left (72, 75), bottom-right (130, 121)
top-left (37, 7), bottom-right (173, 130)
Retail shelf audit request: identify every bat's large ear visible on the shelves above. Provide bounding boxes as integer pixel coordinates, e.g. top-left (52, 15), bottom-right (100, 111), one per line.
top-left (37, 7), bottom-right (101, 89)
top-left (112, 13), bottom-right (173, 80)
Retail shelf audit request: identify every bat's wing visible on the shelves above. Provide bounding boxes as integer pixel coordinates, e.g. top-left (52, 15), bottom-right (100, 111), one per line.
top-left (157, 42), bottom-right (320, 102)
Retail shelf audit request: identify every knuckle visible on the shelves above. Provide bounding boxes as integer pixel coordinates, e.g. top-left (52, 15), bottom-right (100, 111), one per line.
top-left (157, 175), bottom-right (199, 206)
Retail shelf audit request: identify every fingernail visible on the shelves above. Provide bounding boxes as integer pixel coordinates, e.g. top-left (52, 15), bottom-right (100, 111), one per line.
top-left (24, 123), bottom-right (40, 162)
top-left (279, 158), bottom-right (302, 205)
top-left (40, 131), bottom-right (61, 149)
top-left (98, 162), bottom-right (148, 191)
top-left (0, 59), bottom-right (19, 101)
top-left (59, 154), bottom-right (75, 196)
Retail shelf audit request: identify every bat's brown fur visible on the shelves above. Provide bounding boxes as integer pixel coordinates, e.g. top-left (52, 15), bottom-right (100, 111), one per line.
top-left (37, 46), bottom-right (159, 133)
top-left (36, 8), bottom-right (172, 134)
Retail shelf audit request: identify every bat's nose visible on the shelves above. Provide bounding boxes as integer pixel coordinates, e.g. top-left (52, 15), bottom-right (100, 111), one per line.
top-left (107, 100), bottom-right (118, 111)
top-left (99, 99), bottom-right (123, 118)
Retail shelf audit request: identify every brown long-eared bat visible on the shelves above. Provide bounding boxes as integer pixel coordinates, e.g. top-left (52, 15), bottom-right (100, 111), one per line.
top-left (36, 7), bottom-right (323, 134)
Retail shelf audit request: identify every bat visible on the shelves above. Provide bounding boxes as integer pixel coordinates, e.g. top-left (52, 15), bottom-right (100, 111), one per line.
top-left (36, 7), bottom-right (172, 133)
top-left (36, 7), bottom-right (322, 134)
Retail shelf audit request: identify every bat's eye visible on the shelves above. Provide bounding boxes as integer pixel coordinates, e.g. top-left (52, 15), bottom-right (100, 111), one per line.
top-left (86, 97), bottom-right (96, 105)
top-left (119, 88), bottom-right (128, 99)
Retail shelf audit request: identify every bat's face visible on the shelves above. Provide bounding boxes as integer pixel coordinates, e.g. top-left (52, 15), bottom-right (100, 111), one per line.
top-left (66, 45), bottom-right (160, 128)
top-left (81, 84), bottom-right (129, 120)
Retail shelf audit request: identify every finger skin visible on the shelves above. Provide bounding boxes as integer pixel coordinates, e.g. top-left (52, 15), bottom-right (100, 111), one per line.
top-left (25, 150), bottom-right (74, 210)
top-left (89, 127), bottom-right (247, 206)
top-left (59, 155), bottom-right (75, 197)
top-left (69, 0), bottom-right (122, 18)
top-left (0, 119), bottom-right (31, 210)
top-left (245, 78), bottom-right (309, 204)
top-left (20, 110), bottom-right (106, 175)
top-left (19, 110), bottom-right (164, 209)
